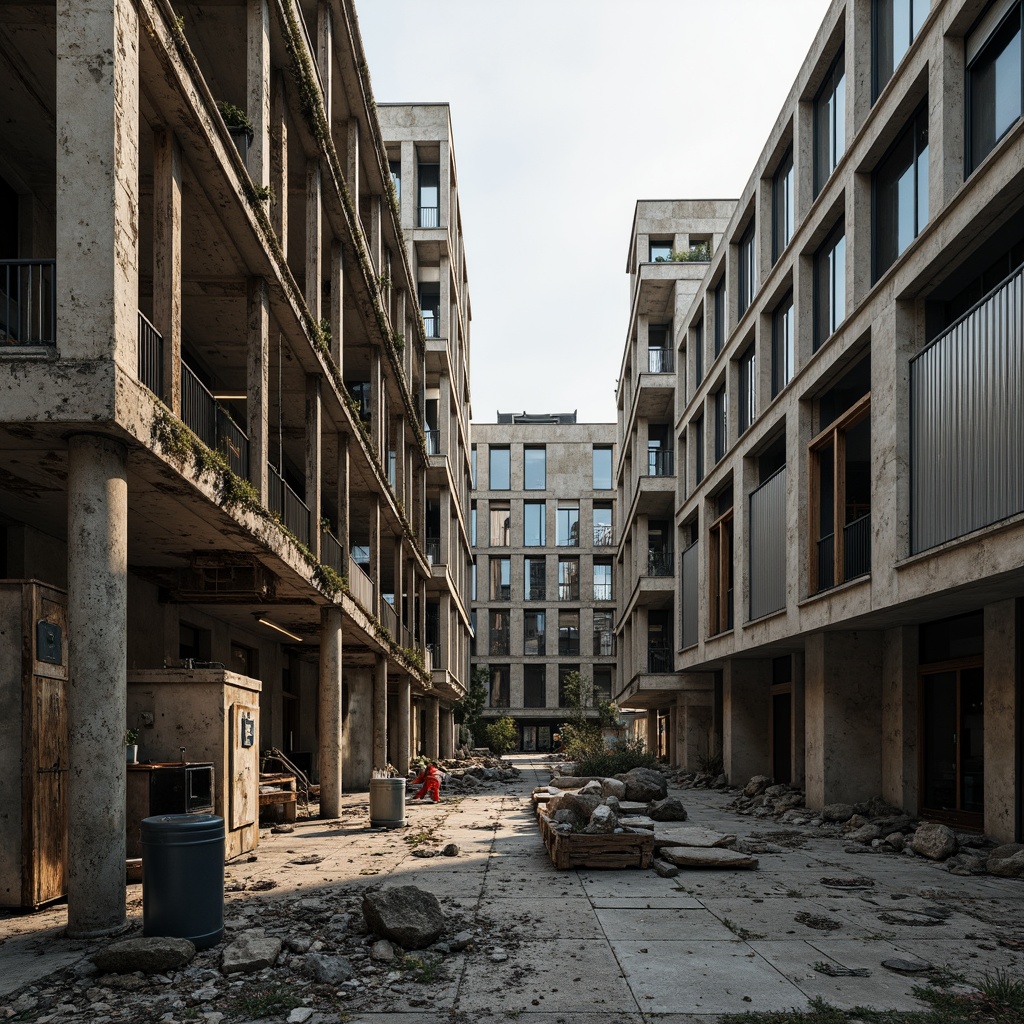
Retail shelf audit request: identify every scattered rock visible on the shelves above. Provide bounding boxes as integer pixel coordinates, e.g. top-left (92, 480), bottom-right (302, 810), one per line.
top-left (441, 843), bottom-right (460, 857)
top-left (92, 937), bottom-right (196, 975)
top-left (450, 929), bottom-right (474, 952)
top-left (603, 795), bottom-right (622, 813)
top-left (362, 886), bottom-right (445, 950)
top-left (648, 797), bottom-right (688, 822)
top-left (221, 930), bottom-right (282, 975)
top-left (882, 958), bottom-right (934, 973)
top-left (305, 952), bottom-right (354, 984)
top-left (988, 844), bottom-right (1024, 878)
top-left (651, 858), bottom-right (679, 878)
top-left (821, 803), bottom-right (855, 823)
top-left (744, 775), bottom-right (772, 798)
top-left (618, 767), bottom-right (668, 802)
top-left (546, 792), bottom-right (602, 826)
top-left (411, 848), bottom-right (438, 858)
top-left (287, 1009), bottom-right (314, 1024)
top-left (584, 804), bottom-right (619, 834)
top-left (911, 822), bottom-right (958, 861)
top-left (618, 815), bottom-right (656, 830)
top-left (848, 823), bottom-right (883, 844)
top-left (654, 826), bottom-right (735, 849)
top-left (946, 853), bottom-right (988, 876)
top-left (580, 780), bottom-right (604, 796)
top-left (371, 939), bottom-right (395, 962)
top-left (600, 777), bottom-right (627, 800)
top-left (884, 832), bottom-right (906, 852)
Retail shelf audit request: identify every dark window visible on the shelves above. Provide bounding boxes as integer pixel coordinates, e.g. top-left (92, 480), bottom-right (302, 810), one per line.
top-left (649, 239), bottom-right (673, 262)
top-left (524, 611), bottom-right (546, 656)
top-left (815, 222), bottom-right (847, 349)
top-left (738, 346), bottom-right (756, 434)
top-left (489, 665), bottom-right (510, 708)
top-left (874, 0), bottom-right (928, 100)
top-left (524, 446), bottom-right (546, 490)
top-left (556, 502), bottom-right (579, 545)
top-left (558, 610), bottom-right (580, 656)
top-left (815, 49), bottom-right (847, 195)
top-left (695, 415), bottom-right (705, 484)
top-left (489, 610), bottom-right (510, 656)
top-left (593, 667), bottom-right (613, 701)
top-left (388, 159), bottom-right (401, 198)
top-left (418, 282), bottom-right (440, 338)
top-left (470, 501), bottom-right (477, 546)
top-left (709, 503), bottom-right (734, 635)
top-left (593, 560), bottom-right (613, 601)
top-left (873, 104), bottom-right (928, 281)
top-left (714, 280), bottom-right (727, 355)
top-left (593, 612), bottom-right (615, 656)
top-left (772, 293), bottom-right (795, 396)
top-left (557, 665), bottom-right (580, 708)
top-left (524, 501), bottom-right (546, 546)
top-left (489, 446), bottom-right (510, 490)
top-left (489, 501), bottom-right (510, 546)
top-left (490, 557), bottom-right (511, 601)
top-left (714, 387), bottom-right (729, 463)
top-left (524, 665), bottom-right (547, 708)
top-left (179, 622), bottom-right (211, 662)
top-left (738, 222), bottom-right (757, 317)
top-left (592, 446), bottom-right (613, 489)
top-left (471, 446), bottom-right (477, 488)
top-left (525, 556), bottom-right (546, 600)
top-left (557, 558), bottom-right (579, 601)
top-left (694, 319), bottom-right (705, 386)
top-left (919, 611), bottom-right (984, 663)
top-left (967, 3), bottom-right (1023, 174)
top-left (418, 162), bottom-right (439, 227)
top-left (773, 147), bottom-right (795, 262)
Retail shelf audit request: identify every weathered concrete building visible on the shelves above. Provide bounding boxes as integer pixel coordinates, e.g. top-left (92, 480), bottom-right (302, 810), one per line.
top-left (472, 415), bottom-right (617, 750)
top-left (616, 0), bottom-right (1024, 843)
top-left (0, 1), bottom-right (468, 932)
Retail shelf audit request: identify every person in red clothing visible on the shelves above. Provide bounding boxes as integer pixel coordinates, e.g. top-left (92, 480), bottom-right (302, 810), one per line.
top-left (409, 762), bottom-right (442, 802)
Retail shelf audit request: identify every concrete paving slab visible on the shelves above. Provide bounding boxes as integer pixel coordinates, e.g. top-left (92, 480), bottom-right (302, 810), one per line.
top-left (701, 895), bottom-right (874, 939)
top-left (595, 906), bottom-right (736, 941)
top-left (0, 927), bottom-right (90, 998)
top-left (475, 896), bottom-right (607, 938)
top-left (888, 937), bottom-right (1024, 976)
top-left (590, 896), bottom-right (705, 910)
top-left (613, 938), bottom-right (805, 1013)
top-left (576, 871), bottom-right (685, 899)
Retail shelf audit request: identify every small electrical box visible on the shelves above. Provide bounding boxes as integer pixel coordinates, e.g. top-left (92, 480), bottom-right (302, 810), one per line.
top-left (36, 621), bottom-right (63, 665)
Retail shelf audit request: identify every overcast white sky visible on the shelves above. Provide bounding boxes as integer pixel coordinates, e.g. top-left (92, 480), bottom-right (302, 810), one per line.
top-left (357, 1), bottom-right (833, 425)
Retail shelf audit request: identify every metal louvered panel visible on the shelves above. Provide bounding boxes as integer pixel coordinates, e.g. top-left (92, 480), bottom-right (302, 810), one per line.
top-left (911, 268), bottom-right (1024, 553)
top-left (749, 467), bottom-right (787, 620)
top-left (681, 541), bottom-right (699, 650)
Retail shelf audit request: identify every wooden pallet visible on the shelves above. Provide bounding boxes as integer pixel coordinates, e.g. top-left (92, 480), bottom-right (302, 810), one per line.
top-left (538, 811), bottom-right (654, 870)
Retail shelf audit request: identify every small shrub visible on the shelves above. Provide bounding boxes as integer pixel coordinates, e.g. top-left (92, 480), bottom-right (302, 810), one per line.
top-left (576, 737), bottom-right (658, 778)
top-left (697, 750), bottom-right (724, 775)
top-left (484, 715), bottom-right (517, 755)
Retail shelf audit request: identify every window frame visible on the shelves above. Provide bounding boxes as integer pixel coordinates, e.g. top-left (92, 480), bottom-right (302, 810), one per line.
top-left (714, 280), bottom-right (727, 356)
top-left (593, 559), bottom-right (613, 602)
top-left (488, 664), bottom-right (510, 708)
top-left (592, 446), bottom-right (613, 490)
top-left (873, 0), bottom-right (928, 102)
top-left (593, 502), bottom-right (613, 546)
top-left (772, 292), bottom-right (795, 397)
top-left (488, 446), bottom-right (511, 490)
top-left (523, 610), bottom-right (546, 656)
top-left (814, 221), bottom-right (847, 350)
top-left (524, 555), bottom-right (546, 601)
top-left (708, 505), bottom-right (735, 637)
top-left (738, 221), bottom-right (757, 318)
top-left (557, 609), bottom-right (581, 656)
top-left (524, 446), bottom-right (546, 490)
top-left (814, 48), bottom-right (847, 196)
top-left (556, 501), bottom-right (580, 546)
top-left (738, 345), bottom-right (756, 435)
top-left (523, 665), bottom-right (547, 708)
top-left (713, 386), bottom-right (729, 463)
top-left (557, 557), bottom-right (580, 601)
top-left (489, 609), bottom-right (510, 656)
top-left (772, 146), bottom-right (795, 262)
top-left (489, 556), bottom-right (511, 601)
top-left (524, 500), bottom-right (546, 547)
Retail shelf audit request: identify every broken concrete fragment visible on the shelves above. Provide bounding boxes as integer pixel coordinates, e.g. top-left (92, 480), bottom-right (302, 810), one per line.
top-left (987, 845), bottom-right (1024, 878)
top-left (600, 777), bottom-right (627, 800)
top-left (653, 826), bottom-right (736, 849)
top-left (743, 775), bottom-right (772, 798)
top-left (659, 846), bottom-right (759, 869)
top-left (617, 767), bottom-right (667, 802)
top-left (821, 803), bottom-right (855, 823)
top-left (584, 804), bottom-right (619, 833)
top-left (651, 858), bottom-right (679, 878)
top-left (93, 937), bottom-right (196, 975)
top-left (648, 797), bottom-right (688, 822)
top-left (304, 952), bottom-right (353, 984)
top-left (221, 930), bottom-right (282, 975)
top-left (911, 822), bottom-right (957, 860)
top-left (362, 886), bottom-right (445, 950)
top-left (618, 815), bottom-right (656, 830)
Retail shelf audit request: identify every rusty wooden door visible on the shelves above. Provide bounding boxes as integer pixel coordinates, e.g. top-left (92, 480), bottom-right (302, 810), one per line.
top-left (28, 672), bottom-right (68, 906)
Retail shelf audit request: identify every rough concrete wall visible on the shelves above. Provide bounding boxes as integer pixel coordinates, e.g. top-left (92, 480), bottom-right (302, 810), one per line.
top-left (722, 659), bottom-right (772, 783)
top-left (0, 588), bottom-right (24, 905)
top-left (881, 625), bottom-right (918, 814)
top-left (805, 630), bottom-right (883, 808)
top-left (984, 600), bottom-right (1019, 843)
top-left (126, 575), bottom-right (165, 671)
top-left (343, 665), bottom-right (373, 791)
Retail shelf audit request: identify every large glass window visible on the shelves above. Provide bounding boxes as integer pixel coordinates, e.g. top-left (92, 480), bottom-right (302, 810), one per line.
top-left (418, 162), bottom-right (439, 227)
top-left (489, 446), bottom-right (510, 490)
top-left (714, 280), bottom-right (727, 355)
top-left (489, 610), bottom-right (510, 656)
top-left (738, 222), bottom-right (757, 317)
top-left (709, 493), bottom-right (734, 636)
top-left (471, 445), bottom-right (477, 489)
top-left (815, 49), bottom-right (847, 196)
top-left (524, 665), bottom-right (546, 708)
top-left (694, 415), bottom-right (705, 484)
top-left (524, 501), bottom-right (546, 546)
top-left (967, 3), bottom-right (1023, 174)
top-left (524, 610), bottom-right (546, 656)
top-left (593, 666), bottom-right (613, 701)
top-left (489, 501), bottom-right (510, 546)
top-left (738, 346), bottom-right (756, 435)
top-left (489, 665), bottom-right (510, 708)
top-left (593, 611), bottom-right (615, 656)
top-left (558, 557), bottom-right (579, 600)
top-left (694, 319), bottom-right (705, 386)
top-left (418, 282), bottom-right (440, 339)
top-left (649, 238), bottom-right (673, 262)
top-left (815, 222), bottom-right (847, 349)
top-left (490, 557), bottom-right (510, 601)
top-left (593, 446), bottom-right (613, 489)
top-left (593, 503), bottom-right (613, 546)
top-left (593, 560), bottom-right (613, 601)
top-left (388, 159), bottom-right (401, 198)
top-left (874, 0), bottom-right (929, 100)
top-left (524, 556), bottom-right (546, 601)
top-left (524, 446), bottom-right (546, 490)
top-left (772, 294), bottom-right (795, 397)
top-left (471, 558), bottom-right (477, 601)
top-left (714, 387), bottom-right (729, 463)
top-left (773, 147), bottom-right (795, 262)
top-left (558, 610), bottom-right (580, 656)
top-left (873, 105), bottom-right (928, 281)
top-left (470, 501), bottom-right (477, 546)
top-left (556, 501), bottom-right (579, 546)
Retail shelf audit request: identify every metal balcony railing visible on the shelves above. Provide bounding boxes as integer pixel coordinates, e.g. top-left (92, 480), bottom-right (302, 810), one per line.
top-left (181, 361), bottom-right (250, 478)
top-left (267, 463), bottom-right (310, 547)
top-left (418, 206), bottom-right (439, 228)
top-left (648, 348), bottom-right (674, 373)
top-left (593, 523), bottom-right (614, 546)
top-left (817, 533), bottom-right (835, 591)
top-left (594, 633), bottom-right (616, 656)
top-left (425, 429), bottom-right (441, 455)
top-left (320, 528), bottom-right (344, 575)
top-left (593, 583), bottom-right (613, 601)
top-left (422, 313), bottom-right (440, 339)
top-left (647, 550), bottom-right (673, 577)
top-left (348, 558), bottom-right (374, 610)
top-left (425, 538), bottom-right (441, 564)
top-left (558, 637), bottom-right (580, 656)
top-left (380, 599), bottom-right (398, 639)
top-left (647, 448), bottom-right (674, 477)
top-left (557, 583), bottom-right (579, 601)
top-left (137, 312), bottom-right (163, 396)
top-left (647, 645), bottom-right (673, 673)
top-left (0, 259), bottom-right (56, 345)
top-left (844, 513), bottom-right (871, 582)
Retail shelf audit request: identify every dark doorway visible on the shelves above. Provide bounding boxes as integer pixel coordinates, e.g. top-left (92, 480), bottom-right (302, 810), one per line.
top-left (772, 691), bottom-right (792, 784)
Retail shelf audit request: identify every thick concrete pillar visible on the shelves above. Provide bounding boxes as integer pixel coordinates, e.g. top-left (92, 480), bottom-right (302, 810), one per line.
top-left (645, 712), bottom-right (658, 756)
top-left (270, 73), bottom-right (288, 248)
top-left (791, 651), bottom-right (806, 788)
top-left (246, 0), bottom-right (270, 188)
top-left (153, 129), bottom-right (181, 414)
top-left (247, 277), bottom-right (269, 504)
top-left (66, 435), bottom-right (128, 937)
top-left (439, 707), bottom-right (454, 759)
top-left (396, 675), bottom-right (411, 774)
top-left (722, 658), bottom-right (772, 784)
top-left (316, 2), bottom-right (333, 123)
top-left (330, 240), bottom-right (344, 369)
top-left (370, 348), bottom-right (383, 455)
top-left (984, 600), bottom-right (1019, 843)
top-left (318, 607), bottom-right (343, 816)
top-left (305, 374), bottom-right (321, 558)
top-left (56, 0), bottom-right (138, 368)
top-left (372, 653), bottom-right (388, 770)
top-left (370, 196), bottom-right (382, 274)
top-left (426, 697), bottom-right (440, 760)
top-left (681, 699), bottom-right (714, 771)
top-left (804, 630), bottom-right (883, 808)
top-left (306, 160), bottom-right (322, 322)
top-left (881, 627), bottom-right (917, 814)
top-left (346, 118), bottom-right (360, 210)
top-left (342, 665), bottom-right (372, 790)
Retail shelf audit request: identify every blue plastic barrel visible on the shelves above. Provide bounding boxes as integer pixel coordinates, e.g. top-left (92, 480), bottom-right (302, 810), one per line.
top-left (141, 813), bottom-right (224, 949)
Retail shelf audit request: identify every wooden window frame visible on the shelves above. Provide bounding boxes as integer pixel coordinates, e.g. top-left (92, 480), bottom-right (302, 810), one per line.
top-left (708, 506), bottom-right (735, 636)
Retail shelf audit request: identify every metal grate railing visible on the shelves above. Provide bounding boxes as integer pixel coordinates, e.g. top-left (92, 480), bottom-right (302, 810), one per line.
top-left (267, 463), bottom-right (310, 547)
top-left (647, 448), bottom-right (674, 477)
top-left (320, 528), bottom-right (344, 575)
top-left (418, 206), bottom-right (439, 228)
top-left (181, 361), bottom-right (249, 478)
top-left (648, 348), bottom-right (674, 373)
top-left (647, 645), bottom-right (673, 673)
top-left (0, 259), bottom-right (56, 346)
top-left (137, 312), bottom-right (163, 396)
top-left (348, 559), bottom-right (374, 610)
top-left (647, 550), bottom-right (673, 577)
top-left (843, 513), bottom-right (871, 581)
top-left (425, 429), bottom-right (441, 455)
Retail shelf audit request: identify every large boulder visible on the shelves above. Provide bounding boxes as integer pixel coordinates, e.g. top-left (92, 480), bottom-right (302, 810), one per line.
top-left (617, 767), bottom-right (667, 802)
top-left (546, 791), bottom-right (601, 827)
top-left (743, 775), bottom-right (772, 798)
top-left (911, 822), bottom-right (958, 861)
top-left (584, 804), bottom-right (619, 834)
top-left (362, 886), bottom-right (445, 950)
top-left (93, 937), bottom-right (196, 975)
top-left (221, 930), bottom-right (282, 975)
top-left (821, 803), bottom-right (855, 823)
top-left (648, 797), bottom-right (688, 822)
top-left (600, 777), bottom-right (627, 800)
top-left (987, 843), bottom-right (1024, 878)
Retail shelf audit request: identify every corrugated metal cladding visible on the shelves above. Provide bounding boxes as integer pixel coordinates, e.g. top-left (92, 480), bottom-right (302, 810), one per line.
top-left (681, 541), bottom-right (699, 649)
top-left (748, 467), bottom-right (787, 620)
top-left (911, 269), bottom-right (1024, 553)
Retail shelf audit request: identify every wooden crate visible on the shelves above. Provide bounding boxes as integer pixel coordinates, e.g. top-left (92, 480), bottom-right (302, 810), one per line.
top-left (538, 812), bottom-right (654, 870)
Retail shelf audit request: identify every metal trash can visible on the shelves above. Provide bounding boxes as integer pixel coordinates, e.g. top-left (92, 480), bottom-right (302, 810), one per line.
top-left (369, 777), bottom-right (407, 828)
top-left (141, 813), bottom-right (224, 949)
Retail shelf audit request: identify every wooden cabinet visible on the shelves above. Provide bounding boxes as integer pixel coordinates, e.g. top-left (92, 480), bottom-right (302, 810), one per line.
top-left (0, 581), bottom-right (68, 910)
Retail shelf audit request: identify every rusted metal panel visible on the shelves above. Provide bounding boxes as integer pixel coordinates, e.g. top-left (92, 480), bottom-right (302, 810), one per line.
top-left (681, 540), bottom-right (699, 649)
top-left (749, 467), bottom-right (787, 620)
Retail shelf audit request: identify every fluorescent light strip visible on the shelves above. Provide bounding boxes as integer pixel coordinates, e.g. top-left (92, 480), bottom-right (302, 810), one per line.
top-left (257, 617), bottom-right (304, 643)
top-left (213, 393), bottom-right (247, 401)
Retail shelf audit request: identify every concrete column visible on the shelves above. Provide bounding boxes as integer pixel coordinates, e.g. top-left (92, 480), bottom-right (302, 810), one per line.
top-left (370, 348), bottom-right (383, 456)
top-left (306, 160), bottom-right (322, 322)
top-left (56, 0), bottom-right (138, 368)
top-left (681, 696), bottom-right (714, 771)
top-left (342, 665), bottom-right (372, 790)
top-left (370, 196), bottom-right (382, 275)
top-left (439, 138), bottom-right (451, 227)
top-left (440, 707), bottom-right (454, 758)
top-left (396, 675), bottom-right (411, 774)
top-left (246, 0), bottom-right (270, 189)
top-left (439, 372), bottom-right (452, 458)
top-left (66, 435), bottom-right (128, 937)
top-left (153, 129), bottom-right (181, 414)
top-left (399, 139), bottom-right (414, 231)
top-left (246, 277), bottom-right (269, 504)
top-left (305, 374), bottom-right (322, 558)
top-left (426, 697), bottom-right (440, 759)
top-left (440, 255), bottom-right (451, 340)
top-left (330, 240), bottom-right (344, 369)
top-left (791, 651), bottom-right (806, 788)
top-left (645, 712), bottom-right (658, 755)
top-left (984, 600), bottom-right (1019, 843)
top-left (346, 118), bottom-right (360, 212)
top-left (270, 73), bottom-right (288, 248)
top-left (881, 626), bottom-right (918, 814)
top-left (318, 607), bottom-right (343, 816)
top-left (336, 433), bottom-right (350, 573)
top-left (316, 2), bottom-right (333, 123)
top-left (372, 653), bottom-right (388, 770)
top-left (440, 489), bottom-right (452, 565)
top-left (722, 658), bottom-right (772, 783)
top-left (804, 630), bottom-right (883, 808)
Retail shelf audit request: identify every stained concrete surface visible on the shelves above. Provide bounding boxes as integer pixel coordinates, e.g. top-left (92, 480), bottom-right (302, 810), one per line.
top-left (1, 753), bottom-right (1022, 1022)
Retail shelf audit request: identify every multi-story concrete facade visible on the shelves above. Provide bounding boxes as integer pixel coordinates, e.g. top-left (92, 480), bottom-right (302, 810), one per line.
top-left (378, 104), bottom-right (474, 759)
top-left (0, 1), bottom-right (467, 933)
top-left (472, 415), bottom-right (617, 751)
top-left (617, 0), bottom-right (1024, 843)
top-left (615, 201), bottom-right (735, 763)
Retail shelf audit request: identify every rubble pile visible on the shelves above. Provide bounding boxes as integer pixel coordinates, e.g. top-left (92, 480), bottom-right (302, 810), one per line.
top-left (432, 757), bottom-right (520, 795)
